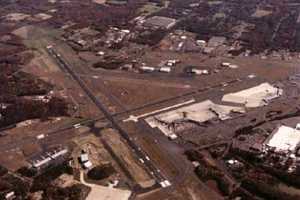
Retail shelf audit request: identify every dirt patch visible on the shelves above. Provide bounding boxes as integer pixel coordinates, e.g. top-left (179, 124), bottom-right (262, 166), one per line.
top-left (0, 150), bottom-right (28, 171)
top-left (101, 128), bottom-right (154, 187)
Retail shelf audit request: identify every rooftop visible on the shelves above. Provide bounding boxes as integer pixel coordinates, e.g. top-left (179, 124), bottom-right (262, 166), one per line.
top-left (266, 126), bottom-right (300, 152)
top-left (146, 100), bottom-right (245, 139)
top-left (207, 36), bottom-right (226, 47)
top-left (222, 82), bottom-right (282, 107)
top-left (144, 16), bottom-right (177, 29)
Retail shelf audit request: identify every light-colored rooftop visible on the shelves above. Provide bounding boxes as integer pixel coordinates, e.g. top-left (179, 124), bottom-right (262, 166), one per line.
top-left (207, 36), bottom-right (226, 47)
top-left (83, 161), bottom-right (93, 169)
top-left (146, 100), bottom-right (244, 138)
top-left (144, 16), bottom-right (177, 29)
top-left (80, 153), bottom-right (89, 162)
top-left (222, 82), bottom-right (282, 107)
top-left (266, 126), bottom-right (300, 152)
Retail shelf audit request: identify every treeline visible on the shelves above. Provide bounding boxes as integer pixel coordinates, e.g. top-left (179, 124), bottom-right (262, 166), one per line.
top-left (0, 60), bottom-right (69, 129)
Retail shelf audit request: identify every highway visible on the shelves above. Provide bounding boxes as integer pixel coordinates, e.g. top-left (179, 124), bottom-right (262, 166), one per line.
top-left (46, 46), bottom-right (169, 186)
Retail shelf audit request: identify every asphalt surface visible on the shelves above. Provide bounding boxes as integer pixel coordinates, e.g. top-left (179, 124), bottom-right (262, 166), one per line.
top-left (46, 46), bottom-right (168, 185)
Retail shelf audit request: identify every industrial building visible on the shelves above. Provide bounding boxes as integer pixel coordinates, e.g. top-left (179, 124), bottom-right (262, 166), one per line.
top-left (222, 82), bottom-right (283, 107)
top-left (207, 36), bottom-right (226, 47)
top-left (146, 100), bottom-right (245, 139)
top-left (265, 125), bottom-right (300, 152)
top-left (144, 16), bottom-right (177, 29)
top-left (30, 148), bottom-right (68, 170)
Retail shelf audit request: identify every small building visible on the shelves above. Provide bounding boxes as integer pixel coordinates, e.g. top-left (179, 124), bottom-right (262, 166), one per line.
top-left (76, 39), bottom-right (87, 47)
top-left (296, 123), bottom-right (300, 130)
top-left (80, 152), bottom-right (93, 169)
top-left (36, 134), bottom-right (45, 140)
top-left (140, 66), bottom-right (155, 72)
top-left (5, 191), bottom-right (15, 200)
top-left (196, 40), bottom-right (206, 46)
top-left (229, 64), bottom-right (239, 69)
top-left (144, 16), bottom-right (177, 29)
top-left (221, 62), bottom-right (231, 67)
top-left (96, 51), bottom-right (105, 56)
top-left (159, 67), bottom-right (171, 73)
top-left (166, 59), bottom-right (179, 66)
top-left (80, 153), bottom-right (89, 163)
top-left (83, 161), bottom-right (93, 169)
top-left (191, 69), bottom-right (209, 75)
top-left (169, 134), bottom-right (178, 140)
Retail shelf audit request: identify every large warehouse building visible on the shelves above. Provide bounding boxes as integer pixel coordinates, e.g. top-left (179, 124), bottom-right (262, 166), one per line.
top-left (265, 125), bottom-right (300, 152)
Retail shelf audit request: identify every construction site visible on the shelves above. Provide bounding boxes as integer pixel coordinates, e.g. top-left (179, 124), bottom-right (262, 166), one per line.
top-left (1, 0), bottom-right (300, 200)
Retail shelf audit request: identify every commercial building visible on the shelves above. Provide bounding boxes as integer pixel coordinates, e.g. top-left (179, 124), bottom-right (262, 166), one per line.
top-left (31, 148), bottom-right (68, 170)
top-left (144, 16), bottom-right (177, 29)
top-left (222, 82), bottom-right (283, 107)
top-left (265, 126), bottom-right (300, 152)
top-left (207, 36), bottom-right (226, 47)
top-left (145, 100), bottom-right (244, 139)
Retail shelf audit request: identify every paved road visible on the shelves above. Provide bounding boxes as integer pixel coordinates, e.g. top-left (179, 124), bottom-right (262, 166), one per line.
top-left (47, 46), bottom-right (168, 185)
